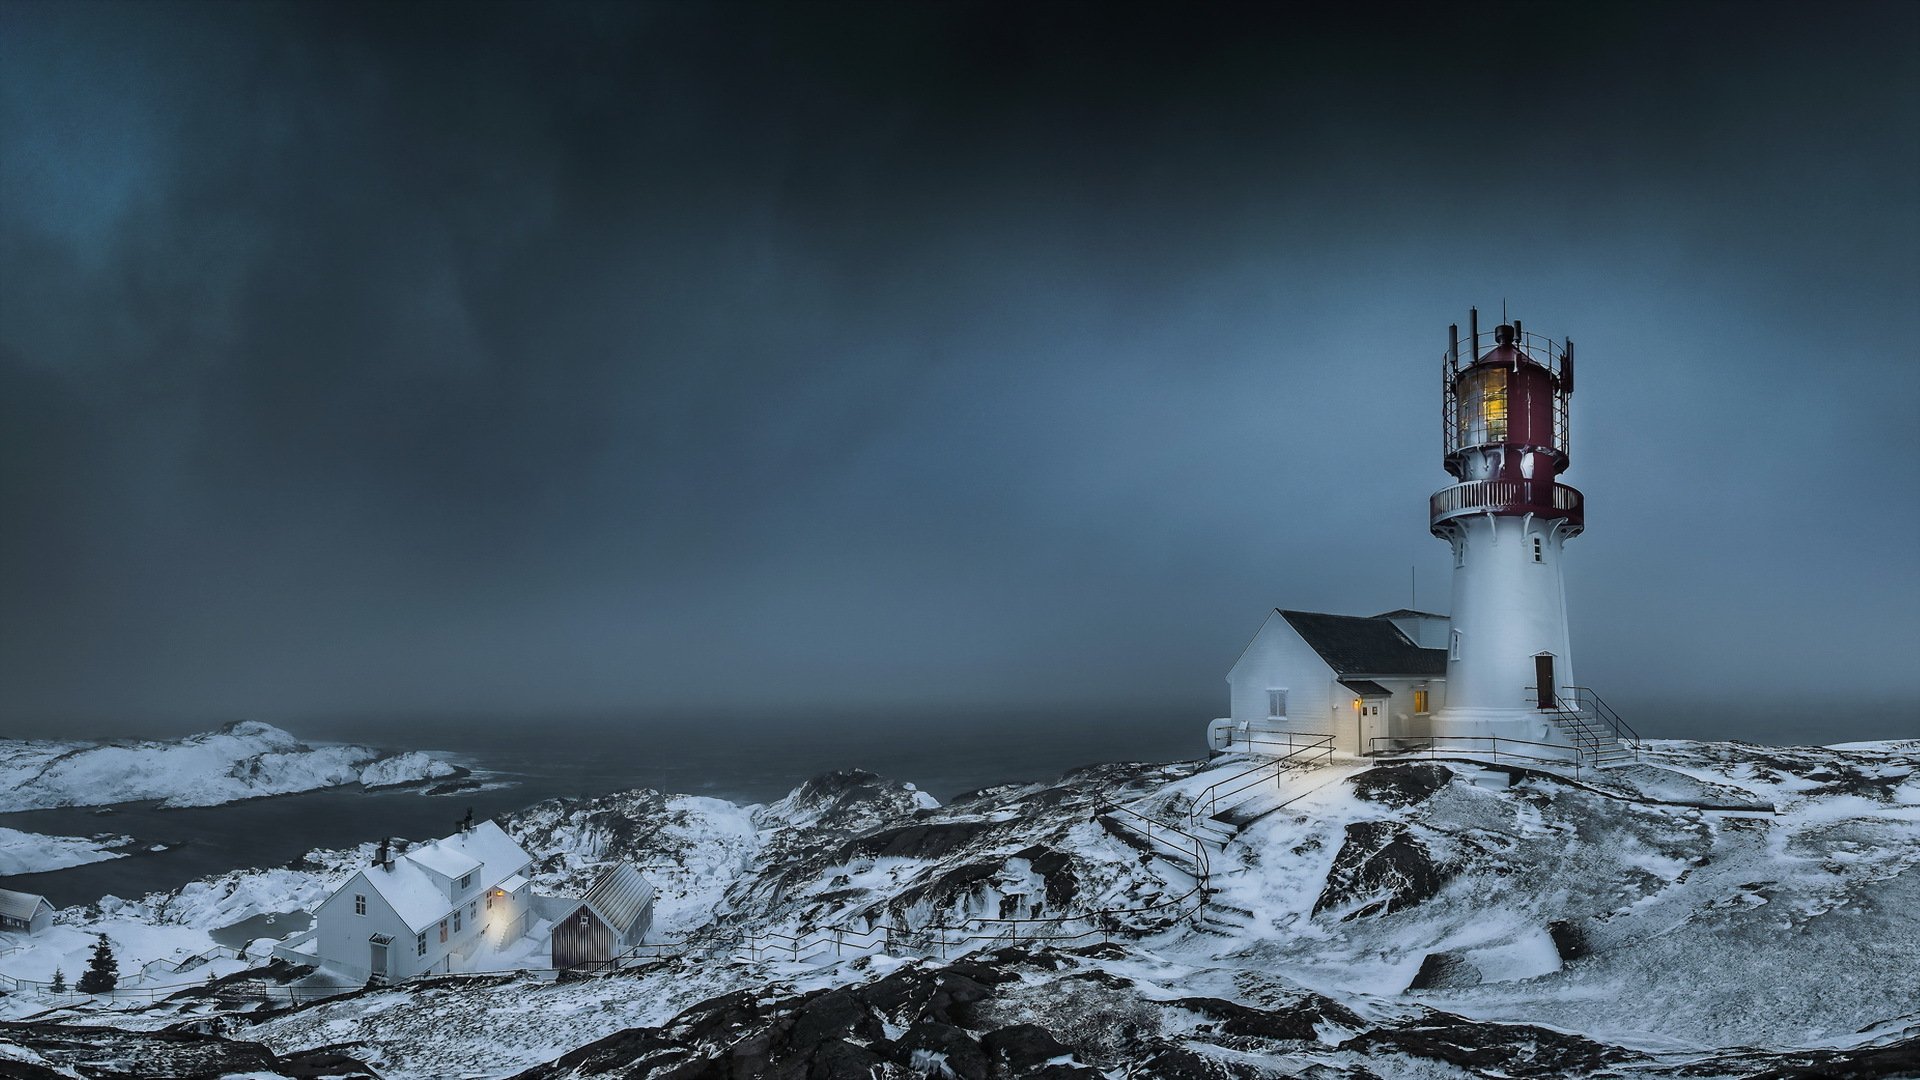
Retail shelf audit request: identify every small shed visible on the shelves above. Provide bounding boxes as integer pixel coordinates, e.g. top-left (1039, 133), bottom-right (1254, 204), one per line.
top-left (551, 863), bottom-right (655, 970)
top-left (0, 888), bottom-right (54, 935)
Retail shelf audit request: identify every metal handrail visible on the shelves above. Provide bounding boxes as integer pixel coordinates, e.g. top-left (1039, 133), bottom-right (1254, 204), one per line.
top-left (1187, 732), bottom-right (1334, 830)
top-left (1369, 734), bottom-right (1590, 775)
top-left (1429, 479), bottom-right (1584, 531)
top-left (728, 800), bottom-right (1214, 964)
top-left (1560, 686), bottom-right (1639, 747)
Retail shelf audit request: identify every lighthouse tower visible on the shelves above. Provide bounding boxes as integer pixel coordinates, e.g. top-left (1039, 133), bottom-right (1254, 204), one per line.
top-left (1428, 310), bottom-right (1587, 752)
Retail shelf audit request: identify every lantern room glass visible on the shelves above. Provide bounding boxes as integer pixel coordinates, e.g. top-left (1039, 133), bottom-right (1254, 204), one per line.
top-left (1456, 367), bottom-right (1508, 447)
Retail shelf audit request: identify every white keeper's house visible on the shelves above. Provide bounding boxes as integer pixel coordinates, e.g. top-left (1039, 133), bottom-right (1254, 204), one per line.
top-left (1212, 609), bottom-right (1449, 757)
top-left (290, 817), bottom-right (534, 983)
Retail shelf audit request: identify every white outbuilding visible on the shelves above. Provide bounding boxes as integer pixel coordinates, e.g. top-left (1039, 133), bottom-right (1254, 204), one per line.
top-left (304, 818), bottom-right (534, 983)
top-left (0, 888), bottom-right (54, 936)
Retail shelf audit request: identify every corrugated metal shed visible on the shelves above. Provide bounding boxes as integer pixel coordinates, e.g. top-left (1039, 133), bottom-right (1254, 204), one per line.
top-left (581, 863), bottom-right (656, 935)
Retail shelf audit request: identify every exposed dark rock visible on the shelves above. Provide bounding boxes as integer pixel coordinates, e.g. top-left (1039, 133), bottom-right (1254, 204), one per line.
top-left (1168, 996), bottom-right (1324, 1042)
top-left (899, 1020), bottom-right (992, 1080)
top-left (1547, 918), bottom-right (1591, 962)
top-left (1014, 844), bottom-right (1079, 909)
top-left (981, 1022), bottom-right (1076, 1071)
top-left (1313, 821), bottom-right (1458, 919)
top-left (1734, 1033), bottom-right (1920, 1078)
top-left (1337, 1014), bottom-right (1644, 1077)
top-left (1349, 764), bottom-right (1454, 808)
top-left (1406, 951), bottom-right (1481, 991)
top-left (1135, 1040), bottom-right (1282, 1078)
top-left (0, 1021), bottom-right (376, 1079)
top-left (788, 988), bottom-right (884, 1051)
top-left (839, 820), bottom-right (995, 862)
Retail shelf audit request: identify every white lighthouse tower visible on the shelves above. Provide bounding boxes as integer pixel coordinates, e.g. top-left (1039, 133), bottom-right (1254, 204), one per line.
top-left (1428, 310), bottom-right (1621, 761)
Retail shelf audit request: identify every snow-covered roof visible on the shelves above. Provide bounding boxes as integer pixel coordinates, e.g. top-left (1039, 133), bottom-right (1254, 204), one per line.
top-left (497, 874), bottom-right (529, 893)
top-left (578, 862), bottom-right (655, 934)
top-left (354, 821), bottom-right (532, 933)
top-left (0, 888), bottom-right (52, 921)
top-left (407, 843), bottom-right (482, 881)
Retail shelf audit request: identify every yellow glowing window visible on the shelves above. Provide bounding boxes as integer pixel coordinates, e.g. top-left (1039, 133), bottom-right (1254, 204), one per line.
top-left (1457, 368), bottom-right (1509, 445)
top-left (1414, 689), bottom-right (1430, 714)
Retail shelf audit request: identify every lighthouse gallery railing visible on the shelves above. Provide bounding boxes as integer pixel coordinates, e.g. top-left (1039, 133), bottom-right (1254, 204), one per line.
top-left (1429, 479), bottom-right (1584, 530)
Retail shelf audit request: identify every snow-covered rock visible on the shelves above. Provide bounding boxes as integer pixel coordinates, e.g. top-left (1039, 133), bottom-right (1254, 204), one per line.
top-left (0, 720), bottom-right (464, 810)
top-left (4, 740), bottom-right (1915, 1079)
top-left (0, 825), bottom-right (131, 874)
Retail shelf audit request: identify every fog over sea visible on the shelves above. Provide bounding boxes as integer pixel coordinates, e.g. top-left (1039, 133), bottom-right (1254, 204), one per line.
top-left (1, 701), bottom-right (1911, 907)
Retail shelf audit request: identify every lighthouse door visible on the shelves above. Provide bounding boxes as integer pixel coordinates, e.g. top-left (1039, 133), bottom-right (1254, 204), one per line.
top-left (1534, 654), bottom-right (1557, 710)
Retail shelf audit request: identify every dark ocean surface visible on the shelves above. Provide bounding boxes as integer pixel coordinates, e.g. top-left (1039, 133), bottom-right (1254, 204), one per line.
top-left (1, 702), bottom-right (1911, 907)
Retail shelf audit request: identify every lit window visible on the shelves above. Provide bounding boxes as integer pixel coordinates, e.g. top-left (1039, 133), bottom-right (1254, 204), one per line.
top-left (1532, 537), bottom-right (1543, 563)
top-left (416, 932), bottom-right (427, 956)
top-left (439, 919), bottom-right (449, 944)
top-left (354, 894), bottom-right (366, 916)
top-left (1267, 689), bottom-right (1287, 718)
top-left (1414, 689), bottom-right (1430, 714)
top-left (1456, 367), bottom-right (1509, 445)
top-left (1449, 630), bottom-right (1462, 661)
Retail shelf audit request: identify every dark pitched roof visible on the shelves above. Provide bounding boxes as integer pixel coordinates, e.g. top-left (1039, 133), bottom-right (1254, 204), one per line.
top-left (1372, 609), bottom-right (1447, 620)
top-left (1278, 610), bottom-right (1448, 677)
top-left (1338, 679), bottom-right (1394, 697)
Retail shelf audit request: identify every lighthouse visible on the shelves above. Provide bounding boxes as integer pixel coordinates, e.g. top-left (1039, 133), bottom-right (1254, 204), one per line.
top-left (1210, 309), bottom-right (1633, 766)
top-left (1428, 310), bottom-right (1591, 754)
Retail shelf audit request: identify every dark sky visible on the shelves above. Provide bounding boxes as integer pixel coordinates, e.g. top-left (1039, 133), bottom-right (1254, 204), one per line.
top-left (2, 1), bottom-right (1916, 736)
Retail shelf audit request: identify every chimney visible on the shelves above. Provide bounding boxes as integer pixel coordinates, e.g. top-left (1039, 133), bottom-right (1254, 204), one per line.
top-left (375, 838), bottom-right (390, 870)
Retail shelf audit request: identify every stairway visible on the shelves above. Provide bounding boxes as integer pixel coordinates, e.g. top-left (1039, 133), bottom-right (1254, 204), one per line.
top-left (1546, 688), bottom-right (1639, 768)
top-left (1188, 901), bottom-right (1257, 938)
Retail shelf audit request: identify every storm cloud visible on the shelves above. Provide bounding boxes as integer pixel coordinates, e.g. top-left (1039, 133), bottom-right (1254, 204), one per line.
top-left (1, 1), bottom-right (1915, 737)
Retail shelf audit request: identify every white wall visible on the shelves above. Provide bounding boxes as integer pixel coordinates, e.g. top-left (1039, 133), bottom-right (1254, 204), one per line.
top-left (312, 871), bottom-right (390, 983)
top-left (1226, 613), bottom-right (1345, 749)
top-left (1442, 513), bottom-right (1576, 716)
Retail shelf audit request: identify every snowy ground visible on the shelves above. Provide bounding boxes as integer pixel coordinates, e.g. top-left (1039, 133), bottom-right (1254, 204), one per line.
top-left (0, 720), bottom-right (462, 811)
top-left (0, 739), bottom-right (1914, 1078)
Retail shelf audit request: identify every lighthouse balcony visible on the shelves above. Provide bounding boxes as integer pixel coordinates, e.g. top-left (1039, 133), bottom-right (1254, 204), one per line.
top-left (1429, 479), bottom-right (1583, 534)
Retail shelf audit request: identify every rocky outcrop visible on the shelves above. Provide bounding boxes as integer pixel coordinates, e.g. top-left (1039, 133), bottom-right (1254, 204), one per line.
top-left (1312, 821), bottom-right (1459, 919)
top-left (0, 1021), bottom-right (375, 1079)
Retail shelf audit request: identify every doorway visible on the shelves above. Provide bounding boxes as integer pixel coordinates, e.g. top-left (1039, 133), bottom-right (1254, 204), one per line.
top-left (1534, 653), bottom-right (1556, 710)
top-left (369, 939), bottom-right (389, 983)
top-left (1357, 698), bottom-right (1387, 751)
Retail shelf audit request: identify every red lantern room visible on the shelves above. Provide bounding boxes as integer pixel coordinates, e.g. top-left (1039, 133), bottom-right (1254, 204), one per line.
top-left (1432, 312), bottom-right (1583, 537)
